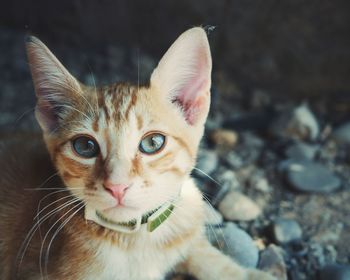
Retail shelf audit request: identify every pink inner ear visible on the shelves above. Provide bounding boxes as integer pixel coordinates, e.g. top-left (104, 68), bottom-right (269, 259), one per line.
top-left (174, 56), bottom-right (209, 125)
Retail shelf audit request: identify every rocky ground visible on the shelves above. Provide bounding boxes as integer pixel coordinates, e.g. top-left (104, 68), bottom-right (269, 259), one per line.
top-left (0, 27), bottom-right (349, 279)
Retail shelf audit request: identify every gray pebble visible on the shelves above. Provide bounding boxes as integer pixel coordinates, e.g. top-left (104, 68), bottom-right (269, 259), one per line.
top-left (203, 202), bottom-right (224, 225)
top-left (285, 142), bottom-right (319, 160)
top-left (318, 264), bottom-right (350, 280)
top-left (195, 150), bottom-right (219, 177)
top-left (224, 151), bottom-right (244, 169)
top-left (286, 160), bottom-right (341, 193)
top-left (272, 218), bottom-right (302, 244)
top-left (206, 222), bottom-right (259, 268)
top-left (259, 245), bottom-right (287, 280)
top-left (332, 122), bottom-right (350, 144)
top-left (199, 180), bottom-right (230, 207)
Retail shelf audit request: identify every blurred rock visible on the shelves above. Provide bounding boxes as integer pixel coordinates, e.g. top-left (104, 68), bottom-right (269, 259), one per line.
top-left (285, 142), bottom-right (319, 160)
top-left (248, 170), bottom-right (271, 193)
top-left (271, 218), bottom-right (302, 244)
top-left (195, 150), bottom-right (219, 177)
top-left (224, 151), bottom-right (244, 169)
top-left (271, 104), bottom-right (319, 141)
top-left (209, 128), bottom-right (238, 149)
top-left (216, 169), bottom-right (240, 191)
top-left (286, 160), bottom-right (341, 193)
top-left (259, 245), bottom-right (287, 280)
top-left (206, 222), bottom-right (259, 268)
top-left (312, 223), bottom-right (344, 244)
top-left (332, 122), bottom-right (350, 144)
top-left (203, 202), bottom-right (223, 225)
top-left (218, 191), bottom-right (261, 221)
top-left (318, 264), bottom-right (350, 280)
top-left (199, 180), bottom-right (231, 207)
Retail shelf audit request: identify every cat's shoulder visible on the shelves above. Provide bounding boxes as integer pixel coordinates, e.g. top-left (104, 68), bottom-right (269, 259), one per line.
top-left (0, 132), bottom-right (55, 191)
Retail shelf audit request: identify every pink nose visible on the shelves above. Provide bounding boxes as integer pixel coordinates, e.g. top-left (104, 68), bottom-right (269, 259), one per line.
top-left (103, 181), bottom-right (129, 203)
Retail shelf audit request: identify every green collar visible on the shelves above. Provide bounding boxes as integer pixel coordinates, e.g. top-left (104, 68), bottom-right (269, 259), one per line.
top-left (85, 202), bottom-right (175, 233)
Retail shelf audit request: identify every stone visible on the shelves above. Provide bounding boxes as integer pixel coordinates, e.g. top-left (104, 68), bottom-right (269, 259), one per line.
top-left (285, 142), bottom-right (319, 160)
top-left (199, 180), bottom-right (231, 207)
top-left (312, 223), bottom-right (344, 243)
top-left (271, 104), bottom-right (319, 141)
top-left (286, 160), bottom-right (342, 193)
top-left (209, 129), bottom-right (238, 149)
top-left (195, 150), bottom-right (219, 178)
top-left (224, 151), bottom-right (244, 169)
top-left (271, 218), bottom-right (302, 244)
top-left (203, 202), bottom-right (224, 225)
top-left (258, 245), bottom-right (287, 280)
top-left (218, 191), bottom-right (261, 221)
top-left (216, 169), bottom-right (240, 191)
top-left (333, 122), bottom-right (350, 144)
top-left (206, 222), bottom-right (259, 268)
top-left (318, 264), bottom-right (350, 280)
top-left (248, 170), bottom-right (271, 193)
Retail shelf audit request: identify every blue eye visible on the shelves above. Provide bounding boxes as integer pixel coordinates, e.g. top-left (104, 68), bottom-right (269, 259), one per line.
top-left (139, 133), bottom-right (166, 154)
top-left (72, 136), bottom-right (99, 158)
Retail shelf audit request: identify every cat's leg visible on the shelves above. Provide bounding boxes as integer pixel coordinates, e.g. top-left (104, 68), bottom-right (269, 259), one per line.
top-left (179, 238), bottom-right (276, 280)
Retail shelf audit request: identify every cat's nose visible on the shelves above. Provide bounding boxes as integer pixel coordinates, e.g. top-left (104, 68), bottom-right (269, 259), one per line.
top-left (103, 181), bottom-right (129, 203)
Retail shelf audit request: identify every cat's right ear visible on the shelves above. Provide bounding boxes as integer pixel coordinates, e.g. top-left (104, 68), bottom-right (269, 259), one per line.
top-left (150, 27), bottom-right (212, 127)
top-left (26, 36), bottom-right (81, 133)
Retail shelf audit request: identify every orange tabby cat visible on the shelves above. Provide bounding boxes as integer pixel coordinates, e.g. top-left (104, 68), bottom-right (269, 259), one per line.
top-left (0, 27), bottom-right (275, 280)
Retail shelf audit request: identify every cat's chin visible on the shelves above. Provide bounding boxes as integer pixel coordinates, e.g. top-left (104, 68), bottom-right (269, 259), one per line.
top-left (98, 205), bottom-right (142, 223)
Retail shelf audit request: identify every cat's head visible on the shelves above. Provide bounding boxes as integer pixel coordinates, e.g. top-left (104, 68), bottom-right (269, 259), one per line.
top-left (26, 27), bottom-right (211, 222)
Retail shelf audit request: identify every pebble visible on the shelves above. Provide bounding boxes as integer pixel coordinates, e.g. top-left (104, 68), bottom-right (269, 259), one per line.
top-left (224, 151), bottom-right (244, 169)
top-left (286, 160), bottom-right (341, 193)
top-left (216, 169), bottom-right (240, 191)
top-left (333, 122), bottom-right (350, 144)
top-left (209, 128), bottom-right (238, 149)
top-left (271, 104), bottom-right (319, 141)
top-left (259, 245), bottom-right (287, 280)
top-left (271, 218), bottom-right (302, 244)
top-left (289, 104), bottom-right (319, 141)
top-left (203, 202), bottom-right (224, 225)
top-left (218, 191), bottom-right (261, 221)
top-left (206, 222), bottom-right (259, 268)
top-left (199, 180), bottom-right (231, 207)
top-left (285, 142), bottom-right (319, 160)
top-left (318, 264), bottom-right (350, 280)
top-left (195, 150), bottom-right (219, 177)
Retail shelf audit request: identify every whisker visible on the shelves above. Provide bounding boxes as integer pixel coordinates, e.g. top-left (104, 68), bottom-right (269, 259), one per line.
top-left (35, 192), bottom-right (78, 220)
top-left (16, 197), bottom-right (81, 269)
top-left (25, 187), bottom-right (84, 191)
top-left (41, 201), bottom-right (84, 279)
top-left (193, 167), bottom-right (221, 186)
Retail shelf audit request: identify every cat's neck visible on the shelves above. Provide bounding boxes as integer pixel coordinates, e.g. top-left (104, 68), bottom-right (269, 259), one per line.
top-left (53, 178), bottom-right (205, 250)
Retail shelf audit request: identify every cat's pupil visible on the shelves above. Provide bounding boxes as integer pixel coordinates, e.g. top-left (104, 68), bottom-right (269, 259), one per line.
top-left (72, 136), bottom-right (99, 158)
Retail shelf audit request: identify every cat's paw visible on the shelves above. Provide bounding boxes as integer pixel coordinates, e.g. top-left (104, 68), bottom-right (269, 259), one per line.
top-left (245, 269), bottom-right (277, 280)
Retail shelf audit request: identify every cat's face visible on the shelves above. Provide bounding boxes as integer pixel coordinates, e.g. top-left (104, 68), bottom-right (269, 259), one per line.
top-left (26, 28), bottom-right (212, 222)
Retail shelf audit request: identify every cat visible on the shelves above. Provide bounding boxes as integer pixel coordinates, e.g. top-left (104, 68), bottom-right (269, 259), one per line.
top-left (0, 27), bottom-right (275, 280)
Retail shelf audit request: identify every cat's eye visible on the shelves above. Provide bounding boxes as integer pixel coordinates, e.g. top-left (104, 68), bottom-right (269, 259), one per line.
top-left (139, 133), bottom-right (166, 155)
top-left (72, 136), bottom-right (99, 158)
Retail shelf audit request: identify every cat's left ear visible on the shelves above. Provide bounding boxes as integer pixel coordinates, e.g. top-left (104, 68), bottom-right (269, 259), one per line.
top-left (150, 27), bottom-right (212, 126)
top-left (26, 36), bottom-right (82, 133)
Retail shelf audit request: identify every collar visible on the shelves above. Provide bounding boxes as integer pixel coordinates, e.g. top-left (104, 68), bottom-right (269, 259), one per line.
top-left (85, 201), bottom-right (176, 234)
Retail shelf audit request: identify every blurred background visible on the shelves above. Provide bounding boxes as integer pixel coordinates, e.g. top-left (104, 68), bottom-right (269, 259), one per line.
top-left (0, 0), bottom-right (349, 279)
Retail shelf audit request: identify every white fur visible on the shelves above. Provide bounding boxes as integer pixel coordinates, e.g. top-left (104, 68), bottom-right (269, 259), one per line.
top-left (79, 179), bottom-right (204, 280)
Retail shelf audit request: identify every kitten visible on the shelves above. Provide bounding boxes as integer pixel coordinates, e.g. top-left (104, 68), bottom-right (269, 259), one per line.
top-left (0, 27), bottom-right (275, 280)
